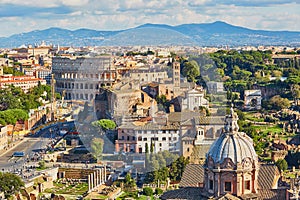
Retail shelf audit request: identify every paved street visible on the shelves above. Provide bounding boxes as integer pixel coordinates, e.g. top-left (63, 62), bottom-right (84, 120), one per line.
top-left (0, 124), bottom-right (60, 172)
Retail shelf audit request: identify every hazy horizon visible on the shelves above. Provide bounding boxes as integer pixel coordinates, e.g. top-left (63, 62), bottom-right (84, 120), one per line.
top-left (0, 0), bottom-right (299, 37)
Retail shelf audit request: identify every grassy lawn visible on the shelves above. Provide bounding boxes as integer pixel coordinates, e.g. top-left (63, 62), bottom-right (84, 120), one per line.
top-left (252, 124), bottom-right (282, 135)
top-left (96, 194), bottom-right (109, 199)
top-left (116, 192), bottom-right (157, 200)
top-left (244, 112), bottom-right (264, 122)
top-left (138, 195), bottom-right (157, 200)
top-left (44, 182), bottom-right (88, 195)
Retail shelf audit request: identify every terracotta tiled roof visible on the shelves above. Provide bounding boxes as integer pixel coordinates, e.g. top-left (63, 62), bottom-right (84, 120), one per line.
top-left (161, 187), bottom-right (204, 200)
top-left (194, 116), bottom-right (225, 125)
top-left (217, 193), bottom-right (241, 200)
top-left (168, 111), bottom-right (200, 123)
top-left (239, 193), bottom-right (258, 199)
top-left (179, 164), bottom-right (204, 187)
top-left (191, 145), bottom-right (212, 161)
top-left (258, 164), bottom-right (280, 189)
top-left (258, 189), bottom-right (287, 200)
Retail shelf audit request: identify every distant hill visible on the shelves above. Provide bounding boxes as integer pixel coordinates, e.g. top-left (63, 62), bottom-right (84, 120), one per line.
top-left (0, 21), bottom-right (299, 47)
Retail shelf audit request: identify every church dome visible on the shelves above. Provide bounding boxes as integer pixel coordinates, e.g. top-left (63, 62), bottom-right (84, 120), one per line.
top-left (206, 107), bottom-right (258, 167)
top-left (207, 132), bottom-right (257, 166)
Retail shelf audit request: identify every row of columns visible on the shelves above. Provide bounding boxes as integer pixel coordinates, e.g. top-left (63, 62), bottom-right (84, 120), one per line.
top-left (60, 82), bottom-right (99, 90)
top-left (61, 72), bottom-right (116, 81)
top-left (88, 167), bottom-right (107, 192)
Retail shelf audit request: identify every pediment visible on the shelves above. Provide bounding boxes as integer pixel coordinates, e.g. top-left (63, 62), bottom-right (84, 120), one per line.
top-left (221, 158), bottom-right (235, 169)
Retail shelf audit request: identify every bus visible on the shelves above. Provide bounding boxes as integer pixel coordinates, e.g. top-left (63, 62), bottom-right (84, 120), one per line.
top-left (12, 151), bottom-right (25, 157)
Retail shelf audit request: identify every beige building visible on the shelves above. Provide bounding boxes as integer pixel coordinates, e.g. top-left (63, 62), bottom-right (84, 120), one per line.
top-left (180, 115), bottom-right (224, 163)
top-left (173, 87), bottom-right (209, 112)
top-left (0, 74), bottom-right (46, 93)
top-left (0, 125), bottom-right (8, 150)
top-left (115, 122), bottom-right (180, 154)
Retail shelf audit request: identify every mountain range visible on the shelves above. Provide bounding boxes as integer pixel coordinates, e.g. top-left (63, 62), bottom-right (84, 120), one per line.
top-left (0, 21), bottom-right (299, 48)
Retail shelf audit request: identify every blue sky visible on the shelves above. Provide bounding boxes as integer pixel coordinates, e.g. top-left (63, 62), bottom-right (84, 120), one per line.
top-left (0, 0), bottom-right (299, 37)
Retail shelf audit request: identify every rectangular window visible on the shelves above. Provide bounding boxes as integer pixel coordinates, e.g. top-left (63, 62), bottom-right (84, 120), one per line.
top-left (245, 180), bottom-right (251, 190)
top-left (224, 182), bottom-right (231, 192)
top-left (209, 180), bottom-right (213, 190)
top-left (143, 138), bottom-right (147, 141)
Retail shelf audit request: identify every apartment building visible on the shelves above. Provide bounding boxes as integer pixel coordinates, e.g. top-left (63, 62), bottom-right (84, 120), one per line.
top-left (115, 122), bottom-right (181, 154)
top-left (0, 74), bottom-right (46, 93)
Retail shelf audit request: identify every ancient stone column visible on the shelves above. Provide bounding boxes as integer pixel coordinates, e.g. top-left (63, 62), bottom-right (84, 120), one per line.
top-left (91, 173), bottom-right (94, 190)
top-left (104, 166), bottom-right (107, 182)
top-left (98, 169), bottom-right (101, 185)
top-left (94, 171), bottom-right (97, 187)
top-left (88, 174), bottom-right (91, 191)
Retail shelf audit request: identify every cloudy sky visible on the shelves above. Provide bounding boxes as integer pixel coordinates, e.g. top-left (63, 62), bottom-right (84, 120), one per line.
top-left (0, 0), bottom-right (299, 37)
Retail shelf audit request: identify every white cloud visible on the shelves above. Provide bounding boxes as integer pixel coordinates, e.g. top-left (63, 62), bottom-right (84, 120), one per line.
top-left (0, 0), bottom-right (58, 7)
top-left (61, 0), bottom-right (89, 6)
top-left (0, 0), bottom-right (299, 37)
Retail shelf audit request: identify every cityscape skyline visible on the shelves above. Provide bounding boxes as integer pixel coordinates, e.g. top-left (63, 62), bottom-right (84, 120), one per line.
top-left (0, 0), bottom-right (299, 37)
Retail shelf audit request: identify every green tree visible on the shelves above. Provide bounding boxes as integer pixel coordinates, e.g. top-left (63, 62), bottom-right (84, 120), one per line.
top-left (269, 95), bottom-right (291, 110)
top-left (124, 173), bottom-right (136, 192)
top-left (169, 156), bottom-right (189, 181)
top-left (275, 159), bottom-right (288, 171)
top-left (0, 109), bottom-right (28, 125)
top-left (182, 60), bottom-right (200, 82)
top-left (143, 187), bottom-right (153, 196)
top-left (0, 172), bottom-right (24, 198)
top-left (91, 119), bottom-right (116, 131)
top-left (145, 143), bottom-right (149, 154)
top-left (150, 140), bottom-right (154, 153)
top-left (38, 160), bottom-right (46, 170)
top-left (2, 66), bottom-right (24, 76)
top-left (91, 138), bottom-right (104, 162)
top-left (156, 95), bottom-right (170, 112)
top-left (155, 188), bottom-right (163, 195)
top-left (199, 106), bottom-right (210, 116)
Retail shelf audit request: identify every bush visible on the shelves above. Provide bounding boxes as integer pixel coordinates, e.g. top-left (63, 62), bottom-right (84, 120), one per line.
top-left (143, 187), bottom-right (153, 196)
top-left (275, 159), bottom-right (288, 171)
top-left (155, 188), bottom-right (163, 195)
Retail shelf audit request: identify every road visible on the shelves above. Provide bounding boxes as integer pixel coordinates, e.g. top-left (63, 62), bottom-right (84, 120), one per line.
top-left (0, 125), bottom-right (58, 172)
